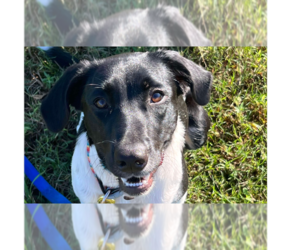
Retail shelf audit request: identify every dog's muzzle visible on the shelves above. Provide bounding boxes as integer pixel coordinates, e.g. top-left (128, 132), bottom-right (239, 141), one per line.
top-left (119, 153), bottom-right (164, 196)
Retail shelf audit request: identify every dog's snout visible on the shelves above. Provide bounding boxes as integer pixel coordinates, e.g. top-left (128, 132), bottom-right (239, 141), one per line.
top-left (115, 144), bottom-right (148, 174)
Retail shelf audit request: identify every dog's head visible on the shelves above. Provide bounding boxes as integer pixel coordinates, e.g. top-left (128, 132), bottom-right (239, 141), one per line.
top-left (41, 50), bottom-right (212, 196)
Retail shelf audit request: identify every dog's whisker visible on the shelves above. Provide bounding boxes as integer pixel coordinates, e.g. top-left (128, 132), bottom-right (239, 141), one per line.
top-left (91, 158), bottom-right (100, 167)
top-left (95, 140), bottom-right (116, 145)
top-left (93, 162), bottom-right (108, 171)
top-left (85, 83), bottom-right (103, 88)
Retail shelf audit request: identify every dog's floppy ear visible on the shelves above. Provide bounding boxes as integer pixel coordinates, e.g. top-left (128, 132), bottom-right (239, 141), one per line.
top-left (152, 50), bottom-right (212, 106)
top-left (41, 63), bottom-right (91, 133)
top-left (152, 50), bottom-right (213, 150)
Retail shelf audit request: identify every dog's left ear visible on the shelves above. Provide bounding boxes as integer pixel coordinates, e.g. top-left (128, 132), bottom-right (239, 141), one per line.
top-left (151, 50), bottom-right (212, 106)
top-left (41, 63), bottom-right (93, 133)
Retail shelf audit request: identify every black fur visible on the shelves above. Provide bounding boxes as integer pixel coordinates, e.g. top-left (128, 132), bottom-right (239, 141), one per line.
top-left (42, 47), bottom-right (79, 69)
top-left (41, 50), bottom-right (212, 196)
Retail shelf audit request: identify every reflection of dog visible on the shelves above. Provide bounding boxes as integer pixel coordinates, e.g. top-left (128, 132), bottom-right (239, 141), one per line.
top-left (41, 49), bottom-right (212, 203)
top-left (72, 204), bottom-right (188, 250)
top-left (36, 0), bottom-right (211, 46)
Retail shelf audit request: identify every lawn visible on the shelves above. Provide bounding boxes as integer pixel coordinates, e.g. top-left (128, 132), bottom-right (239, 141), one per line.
top-left (25, 0), bottom-right (267, 46)
top-left (24, 46), bottom-right (267, 203)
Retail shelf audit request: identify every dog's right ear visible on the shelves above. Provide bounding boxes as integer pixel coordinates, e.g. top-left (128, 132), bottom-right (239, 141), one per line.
top-left (151, 50), bottom-right (212, 106)
top-left (151, 50), bottom-right (212, 150)
top-left (41, 63), bottom-right (91, 133)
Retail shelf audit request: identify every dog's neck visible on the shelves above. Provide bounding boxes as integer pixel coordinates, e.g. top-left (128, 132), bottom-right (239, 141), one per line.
top-left (72, 117), bottom-right (187, 203)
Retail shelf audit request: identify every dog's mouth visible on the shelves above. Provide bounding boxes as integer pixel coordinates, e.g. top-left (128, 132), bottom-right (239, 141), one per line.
top-left (120, 171), bottom-right (156, 196)
top-left (119, 153), bottom-right (164, 197)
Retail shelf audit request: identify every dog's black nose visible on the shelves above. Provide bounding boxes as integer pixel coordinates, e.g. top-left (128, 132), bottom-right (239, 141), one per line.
top-left (115, 144), bottom-right (148, 173)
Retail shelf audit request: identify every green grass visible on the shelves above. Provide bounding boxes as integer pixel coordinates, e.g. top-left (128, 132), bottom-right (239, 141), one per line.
top-left (25, 0), bottom-right (267, 46)
top-left (24, 204), bottom-right (267, 249)
top-left (24, 46), bottom-right (267, 203)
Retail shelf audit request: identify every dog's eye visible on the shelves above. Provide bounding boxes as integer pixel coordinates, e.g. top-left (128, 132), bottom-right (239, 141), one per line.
top-left (151, 92), bottom-right (164, 103)
top-left (94, 98), bottom-right (108, 108)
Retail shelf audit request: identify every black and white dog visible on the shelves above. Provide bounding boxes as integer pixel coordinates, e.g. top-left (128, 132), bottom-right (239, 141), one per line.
top-left (40, 48), bottom-right (212, 203)
top-left (35, 0), bottom-right (211, 46)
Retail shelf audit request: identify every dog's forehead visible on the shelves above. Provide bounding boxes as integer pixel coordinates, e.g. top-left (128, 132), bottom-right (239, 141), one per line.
top-left (89, 53), bottom-right (172, 87)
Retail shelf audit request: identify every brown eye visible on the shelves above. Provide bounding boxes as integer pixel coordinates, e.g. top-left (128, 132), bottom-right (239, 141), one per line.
top-left (94, 98), bottom-right (107, 108)
top-left (151, 92), bottom-right (163, 103)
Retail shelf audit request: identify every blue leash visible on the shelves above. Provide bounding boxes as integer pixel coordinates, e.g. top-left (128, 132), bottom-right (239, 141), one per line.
top-left (24, 156), bottom-right (71, 203)
top-left (26, 204), bottom-right (72, 250)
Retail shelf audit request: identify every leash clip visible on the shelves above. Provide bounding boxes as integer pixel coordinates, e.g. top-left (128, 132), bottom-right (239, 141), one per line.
top-left (97, 190), bottom-right (115, 204)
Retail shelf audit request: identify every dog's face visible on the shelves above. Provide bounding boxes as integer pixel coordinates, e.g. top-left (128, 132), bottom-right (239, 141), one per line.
top-left (41, 50), bottom-right (212, 197)
top-left (81, 54), bottom-right (181, 196)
